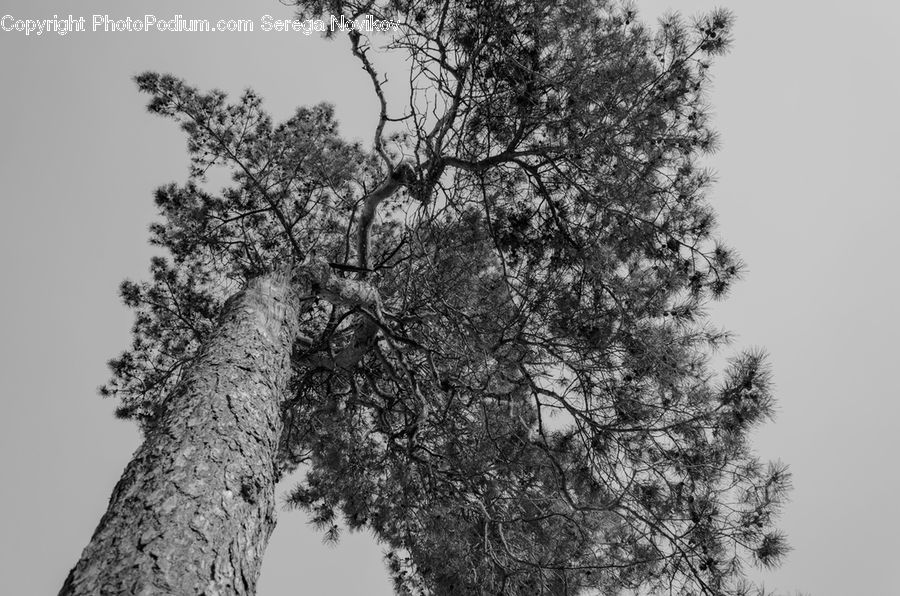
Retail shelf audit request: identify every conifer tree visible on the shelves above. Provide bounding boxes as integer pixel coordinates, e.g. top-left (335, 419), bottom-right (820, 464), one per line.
top-left (62, 2), bottom-right (790, 595)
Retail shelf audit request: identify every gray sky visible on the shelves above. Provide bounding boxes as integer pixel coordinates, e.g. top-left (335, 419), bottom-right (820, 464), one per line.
top-left (1, 1), bottom-right (897, 595)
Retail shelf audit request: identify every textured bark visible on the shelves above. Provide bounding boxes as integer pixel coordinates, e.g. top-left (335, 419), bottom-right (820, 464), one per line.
top-left (60, 270), bottom-right (306, 596)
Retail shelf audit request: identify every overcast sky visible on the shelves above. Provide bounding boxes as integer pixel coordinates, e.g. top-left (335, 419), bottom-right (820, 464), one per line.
top-left (1, 1), bottom-right (897, 595)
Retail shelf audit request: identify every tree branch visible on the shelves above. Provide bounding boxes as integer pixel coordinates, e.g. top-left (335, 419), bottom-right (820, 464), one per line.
top-left (349, 29), bottom-right (392, 168)
top-left (356, 163), bottom-right (415, 272)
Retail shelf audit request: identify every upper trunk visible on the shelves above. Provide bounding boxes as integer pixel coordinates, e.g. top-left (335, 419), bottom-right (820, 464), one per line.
top-left (60, 270), bottom-right (305, 596)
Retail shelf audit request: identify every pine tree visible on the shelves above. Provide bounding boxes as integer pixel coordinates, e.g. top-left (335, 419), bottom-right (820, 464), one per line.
top-left (62, 2), bottom-right (791, 595)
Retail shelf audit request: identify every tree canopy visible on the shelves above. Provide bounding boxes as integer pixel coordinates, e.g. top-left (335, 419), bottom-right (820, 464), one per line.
top-left (105, 1), bottom-right (791, 594)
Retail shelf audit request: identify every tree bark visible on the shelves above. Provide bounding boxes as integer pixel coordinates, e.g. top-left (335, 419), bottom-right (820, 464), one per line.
top-left (60, 270), bottom-right (306, 596)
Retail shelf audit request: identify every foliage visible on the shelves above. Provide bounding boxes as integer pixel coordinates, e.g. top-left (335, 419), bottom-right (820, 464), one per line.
top-left (106, 1), bottom-right (791, 594)
top-left (102, 77), bottom-right (363, 419)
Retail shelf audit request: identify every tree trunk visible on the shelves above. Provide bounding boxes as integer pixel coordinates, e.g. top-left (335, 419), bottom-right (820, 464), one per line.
top-left (60, 270), bottom-right (305, 596)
